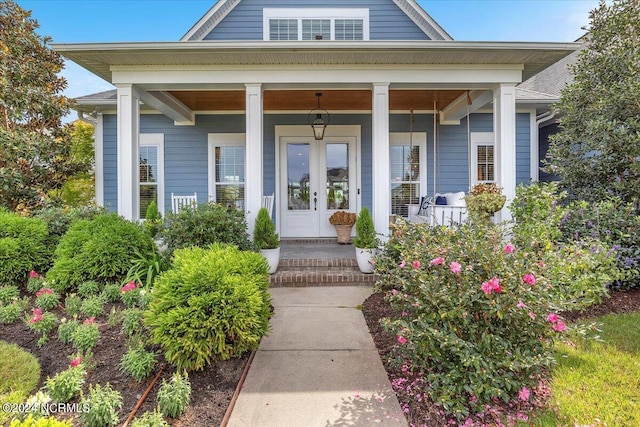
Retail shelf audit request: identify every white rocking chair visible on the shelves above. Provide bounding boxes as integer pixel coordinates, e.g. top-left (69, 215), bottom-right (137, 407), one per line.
top-left (171, 192), bottom-right (198, 214)
top-left (262, 193), bottom-right (275, 217)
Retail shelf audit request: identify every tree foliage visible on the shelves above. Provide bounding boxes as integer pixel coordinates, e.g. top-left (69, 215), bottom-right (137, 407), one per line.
top-left (0, 1), bottom-right (90, 211)
top-left (545, 0), bottom-right (640, 206)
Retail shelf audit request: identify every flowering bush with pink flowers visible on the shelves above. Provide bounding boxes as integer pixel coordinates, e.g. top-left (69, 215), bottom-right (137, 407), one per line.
top-left (25, 308), bottom-right (57, 346)
top-left (376, 220), bottom-right (564, 421)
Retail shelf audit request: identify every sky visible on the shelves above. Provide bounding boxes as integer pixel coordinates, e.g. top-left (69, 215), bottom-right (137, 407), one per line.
top-left (14, 0), bottom-right (600, 103)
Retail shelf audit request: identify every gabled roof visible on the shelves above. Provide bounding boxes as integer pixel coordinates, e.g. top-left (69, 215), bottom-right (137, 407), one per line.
top-left (181, 0), bottom-right (452, 41)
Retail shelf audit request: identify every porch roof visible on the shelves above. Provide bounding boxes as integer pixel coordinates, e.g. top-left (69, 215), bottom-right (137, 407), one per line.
top-left (53, 40), bottom-right (580, 84)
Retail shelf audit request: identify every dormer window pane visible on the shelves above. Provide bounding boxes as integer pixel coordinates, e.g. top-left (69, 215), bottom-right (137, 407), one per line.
top-left (302, 19), bottom-right (330, 40)
top-left (269, 19), bottom-right (298, 40)
top-left (335, 19), bottom-right (363, 40)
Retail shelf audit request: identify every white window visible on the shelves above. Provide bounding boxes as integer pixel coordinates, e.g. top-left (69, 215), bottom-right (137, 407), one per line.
top-left (208, 134), bottom-right (245, 210)
top-left (471, 132), bottom-right (495, 185)
top-left (263, 8), bottom-right (369, 41)
top-left (139, 134), bottom-right (164, 219)
top-left (390, 133), bottom-right (427, 218)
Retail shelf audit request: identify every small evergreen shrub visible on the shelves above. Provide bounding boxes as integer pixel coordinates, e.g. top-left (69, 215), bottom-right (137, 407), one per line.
top-left (163, 202), bottom-right (252, 253)
top-left (130, 411), bottom-right (168, 427)
top-left (80, 296), bottom-right (106, 318)
top-left (0, 298), bottom-right (28, 324)
top-left (0, 211), bottom-right (49, 287)
top-left (9, 415), bottom-right (72, 427)
top-left (143, 201), bottom-right (163, 239)
top-left (157, 372), bottom-right (191, 418)
top-left (100, 284), bottom-right (121, 303)
top-left (253, 207), bottom-right (279, 250)
top-left (45, 363), bottom-right (86, 403)
top-left (64, 294), bottom-right (82, 317)
top-left (120, 346), bottom-right (156, 382)
top-left (145, 244), bottom-right (271, 370)
top-left (34, 289), bottom-right (60, 311)
top-left (0, 285), bottom-right (19, 304)
top-left (353, 208), bottom-right (378, 249)
top-left (78, 383), bottom-right (122, 427)
top-left (78, 281), bottom-right (101, 298)
top-left (71, 319), bottom-right (100, 355)
top-left (25, 309), bottom-right (57, 346)
top-left (34, 205), bottom-right (106, 245)
top-left (46, 213), bottom-right (153, 293)
top-left (57, 318), bottom-right (80, 344)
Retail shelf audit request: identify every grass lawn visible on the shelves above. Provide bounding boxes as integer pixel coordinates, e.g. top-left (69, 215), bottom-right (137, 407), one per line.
top-left (0, 341), bottom-right (41, 425)
top-left (524, 312), bottom-right (640, 426)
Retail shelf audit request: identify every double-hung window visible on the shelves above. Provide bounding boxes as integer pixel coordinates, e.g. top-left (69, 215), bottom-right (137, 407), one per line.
top-left (264, 9), bottom-right (369, 41)
top-left (471, 132), bottom-right (495, 184)
top-left (139, 134), bottom-right (164, 219)
top-left (208, 134), bottom-right (245, 210)
top-left (390, 133), bottom-right (427, 218)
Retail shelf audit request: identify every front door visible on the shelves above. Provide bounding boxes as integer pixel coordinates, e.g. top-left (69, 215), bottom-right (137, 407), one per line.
top-left (280, 136), bottom-right (356, 238)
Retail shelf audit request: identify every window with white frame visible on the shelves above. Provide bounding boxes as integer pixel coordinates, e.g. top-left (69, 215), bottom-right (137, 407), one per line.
top-left (139, 134), bottom-right (164, 220)
top-left (390, 133), bottom-right (427, 218)
top-left (208, 134), bottom-right (245, 210)
top-left (263, 8), bottom-right (369, 41)
top-left (471, 132), bottom-right (495, 184)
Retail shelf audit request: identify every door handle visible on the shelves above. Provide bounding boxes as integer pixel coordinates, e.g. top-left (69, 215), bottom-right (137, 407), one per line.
top-left (313, 192), bottom-right (317, 211)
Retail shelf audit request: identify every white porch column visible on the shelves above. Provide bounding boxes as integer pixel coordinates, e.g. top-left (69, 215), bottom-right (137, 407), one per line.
top-left (372, 83), bottom-right (391, 239)
top-left (116, 85), bottom-right (140, 220)
top-left (493, 83), bottom-right (517, 222)
top-left (245, 84), bottom-right (263, 235)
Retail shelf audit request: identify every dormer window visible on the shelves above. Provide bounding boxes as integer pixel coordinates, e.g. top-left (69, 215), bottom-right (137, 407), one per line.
top-left (264, 8), bottom-right (369, 41)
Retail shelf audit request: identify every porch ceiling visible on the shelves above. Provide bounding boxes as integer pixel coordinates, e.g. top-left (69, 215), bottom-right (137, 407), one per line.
top-left (167, 89), bottom-right (468, 111)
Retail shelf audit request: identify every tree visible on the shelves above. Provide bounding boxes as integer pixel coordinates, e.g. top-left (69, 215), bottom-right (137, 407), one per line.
top-left (0, 0), bottom-right (89, 211)
top-left (544, 0), bottom-right (640, 207)
top-left (56, 120), bottom-right (95, 207)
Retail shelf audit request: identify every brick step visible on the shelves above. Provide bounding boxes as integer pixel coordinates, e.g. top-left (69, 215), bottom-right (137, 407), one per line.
top-left (278, 258), bottom-right (359, 272)
top-left (269, 270), bottom-right (378, 288)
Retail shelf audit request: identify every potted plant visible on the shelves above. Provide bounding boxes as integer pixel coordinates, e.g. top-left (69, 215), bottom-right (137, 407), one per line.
top-left (254, 207), bottom-right (280, 274)
top-left (329, 211), bottom-right (357, 244)
top-left (465, 183), bottom-right (507, 221)
top-left (353, 208), bottom-right (380, 274)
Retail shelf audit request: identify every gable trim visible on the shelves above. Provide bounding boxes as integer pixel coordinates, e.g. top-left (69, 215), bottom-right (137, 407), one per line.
top-left (392, 0), bottom-right (452, 41)
top-left (182, 0), bottom-right (240, 41)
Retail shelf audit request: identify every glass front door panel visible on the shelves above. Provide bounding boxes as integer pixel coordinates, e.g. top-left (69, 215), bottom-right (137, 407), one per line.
top-left (287, 143), bottom-right (310, 211)
top-left (326, 143), bottom-right (349, 210)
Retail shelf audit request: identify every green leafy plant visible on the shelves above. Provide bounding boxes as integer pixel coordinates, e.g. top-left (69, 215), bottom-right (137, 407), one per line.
top-left (120, 346), bottom-right (156, 382)
top-left (121, 308), bottom-right (144, 338)
top-left (45, 362), bottom-right (85, 403)
top-left (125, 245), bottom-right (167, 290)
top-left (120, 282), bottom-right (142, 308)
top-left (80, 296), bottom-right (106, 318)
top-left (46, 213), bottom-right (153, 293)
top-left (78, 383), bottom-right (122, 427)
top-left (253, 207), bottom-right (279, 250)
top-left (143, 200), bottom-right (164, 239)
top-left (157, 372), bottom-right (191, 418)
top-left (25, 309), bottom-right (57, 346)
top-left (57, 318), bottom-right (80, 344)
top-left (77, 281), bottom-right (101, 298)
top-left (130, 411), bottom-right (168, 427)
top-left (145, 244), bottom-right (271, 370)
top-left (71, 319), bottom-right (100, 356)
top-left (353, 208), bottom-right (379, 249)
top-left (0, 285), bottom-right (19, 304)
top-left (0, 210), bottom-right (50, 287)
top-left (163, 202), bottom-right (253, 253)
top-left (9, 415), bottom-right (72, 427)
top-left (34, 289), bottom-right (60, 311)
top-left (465, 182), bottom-right (506, 220)
top-left (26, 273), bottom-right (45, 294)
top-left (0, 298), bottom-right (29, 324)
top-left (100, 284), bottom-right (121, 303)
top-left (64, 294), bottom-right (82, 317)
top-left (34, 205), bottom-right (106, 250)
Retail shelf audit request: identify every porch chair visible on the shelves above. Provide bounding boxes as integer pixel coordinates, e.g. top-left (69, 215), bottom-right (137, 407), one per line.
top-left (171, 192), bottom-right (198, 214)
top-left (262, 193), bottom-right (275, 217)
top-left (413, 192), bottom-right (468, 226)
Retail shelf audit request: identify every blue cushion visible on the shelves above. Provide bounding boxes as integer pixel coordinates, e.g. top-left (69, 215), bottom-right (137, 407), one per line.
top-left (435, 195), bottom-right (447, 205)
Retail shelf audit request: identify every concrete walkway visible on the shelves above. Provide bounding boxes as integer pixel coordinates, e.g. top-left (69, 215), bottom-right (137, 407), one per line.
top-left (227, 287), bottom-right (408, 427)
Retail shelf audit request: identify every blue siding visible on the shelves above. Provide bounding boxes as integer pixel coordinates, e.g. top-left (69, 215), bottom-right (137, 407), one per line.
top-left (516, 113), bottom-right (531, 185)
top-left (204, 0), bottom-right (429, 41)
top-left (103, 115), bottom-right (118, 212)
top-left (539, 123), bottom-right (560, 182)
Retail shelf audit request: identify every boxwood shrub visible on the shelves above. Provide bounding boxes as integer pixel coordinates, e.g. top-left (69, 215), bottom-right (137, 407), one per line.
top-left (46, 214), bottom-right (153, 293)
top-left (0, 210), bottom-right (50, 287)
top-left (145, 244), bottom-right (270, 371)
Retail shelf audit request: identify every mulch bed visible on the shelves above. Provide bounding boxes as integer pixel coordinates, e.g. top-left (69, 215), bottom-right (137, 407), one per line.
top-left (0, 303), bottom-right (247, 427)
top-left (361, 288), bottom-right (640, 426)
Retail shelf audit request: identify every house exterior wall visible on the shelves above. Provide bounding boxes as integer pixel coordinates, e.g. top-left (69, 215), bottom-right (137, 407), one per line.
top-left (203, 0), bottom-right (429, 41)
top-left (539, 123), bottom-right (560, 182)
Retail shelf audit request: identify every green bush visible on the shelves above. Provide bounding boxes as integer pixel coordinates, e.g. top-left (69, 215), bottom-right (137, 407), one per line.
top-left (9, 415), bottom-right (72, 427)
top-left (33, 205), bottom-right (106, 254)
top-left (0, 211), bottom-right (50, 287)
top-left (353, 208), bottom-right (378, 248)
top-left (25, 309), bottom-right (57, 347)
top-left (78, 281), bottom-right (101, 298)
top-left (100, 284), bottom-right (121, 303)
top-left (253, 207), bottom-right (279, 250)
top-left (46, 213), bottom-right (153, 293)
top-left (78, 383), bottom-right (122, 427)
top-left (34, 289), bottom-right (60, 311)
top-left (57, 318), bottom-right (80, 344)
top-left (130, 411), bottom-right (168, 427)
top-left (163, 202), bottom-right (252, 253)
top-left (377, 220), bottom-right (561, 421)
top-left (45, 364), bottom-right (85, 403)
top-left (145, 244), bottom-right (270, 370)
top-left (121, 308), bottom-right (144, 338)
top-left (0, 298), bottom-right (29, 324)
top-left (157, 372), bottom-right (191, 418)
top-left (120, 346), bottom-right (156, 382)
top-left (80, 296), bottom-right (106, 318)
top-left (0, 286), bottom-right (19, 304)
top-left (64, 294), bottom-right (82, 317)
top-left (71, 320), bottom-right (100, 356)
top-left (143, 201), bottom-right (163, 239)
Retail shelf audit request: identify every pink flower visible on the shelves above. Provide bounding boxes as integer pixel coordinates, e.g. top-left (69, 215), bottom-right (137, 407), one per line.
top-left (401, 311), bottom-right (408, 317)
top-left (412, 260), bottom-right (421, 269)
top-left (29, 308), bottom-right (43, 324)
top-left (70, 357), bottom-right (83, 367)
top-left (538, 261), bottom-right (545, 268)
top-left (449, 262), bottom-right (462, 274)
top-left (399, 260), bottom-right (406, 269)
top-left (29, 270), bottom-right (39, 279)
top-left (397, 335), bottom-right (407, 344)
top-left (528, 312), bottom-right (537, 319)
top-left (553, 320), bottom-right (567, 332)
top-left (546, 313), bottom-right (559, 323)
top-left (517, 300), bottom-right (527, 309)
top-left (121, 281), bottom-right (138, 293)
top-left (429, 257), bottom-right (444, 266)
top-left (522, 273), bottom-right (536, 285)
top-left (518, 387), bottom-right (531, 401)
top-left (83, 317), bottom-right (95, 325)
top-left (504, 243), bottom-right (515, 254)
top-left (33, 308), bottom-right (43, 316)
top-left (35, 288), bottom-right (53, 297)
top-left (481, 281), bottom-right (493, 295)
top-left (488, 277), bottom-right (502, 293)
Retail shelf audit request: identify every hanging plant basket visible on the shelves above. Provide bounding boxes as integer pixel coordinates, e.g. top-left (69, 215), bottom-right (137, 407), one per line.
top-left (334, 224), bottom-right (354, 244)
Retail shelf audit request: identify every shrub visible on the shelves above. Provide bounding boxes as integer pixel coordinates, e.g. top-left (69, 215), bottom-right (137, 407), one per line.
top-left (33, 205), bottom-right (106, 243)
top-left (145, 244), bottom-right (271, 370)
top-left (130, 411), bottom-right (168, 427)
top-left (78, 383), bottom-right (122, 427)
top-left (9, 415), bottom-right (72, 427)
top-left (0, 286), bottom-right (19, 304)
top-left (46, 213), bottom-right (153, 293)
top-left (80, 296), bottom-right (106, 318)
top-left (45, 364), bottom-right (85, 403)
top-left (71, 319), bottom-right (100, 356)
top-left (25, 309), bottom-right (57, 346)
top-left (26, 273), bottom-right (45, 294)
top-left (78, 281), bottom-right (101, 298)
top-left (34, 289), bottom-right (60, 311)
top-left (0, 211), bottom-right (49, 287)
top-left (0, 341), bottom-right (41, 426)
top-left (100, 284), bottom-right (121, 303)
top-left (121, 308), bottom-right (144, 338)
top-left (0, 298), bottom-right (29, 324)
top-left (120, 346), bottom-right (156, 382)
top-left (253, 207), bottom-right (279, 250)
top-left (157, 372), bottom-right (191, 418)
top-left (57, 318), bottom-right (80, 344)
top-left (377, 220), bottom-right (562, 421)
top-left (163, 202), bottom-right (252, 253)
top-left (64, 294), bottom-right (82, 317)
top-left (143, 201), bottom-right (163, 239)
top-left (353, 208), bottom-right (378, 249)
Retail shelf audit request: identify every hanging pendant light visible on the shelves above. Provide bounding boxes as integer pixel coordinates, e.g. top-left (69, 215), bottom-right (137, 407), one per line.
top-left (308, 92), bottom-right (330, 140)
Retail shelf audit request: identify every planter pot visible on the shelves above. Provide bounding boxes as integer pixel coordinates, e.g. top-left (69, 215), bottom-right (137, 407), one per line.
top-left (355, 247), bottom-right (378, 274)
top-left (334, 224), bottom-right (354, 244)
top-left (260, 247), bottom-right (280, 274)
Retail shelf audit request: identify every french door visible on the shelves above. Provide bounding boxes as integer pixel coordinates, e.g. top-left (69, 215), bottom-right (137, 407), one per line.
top-left (279, 136), bottom-right (356, 238)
